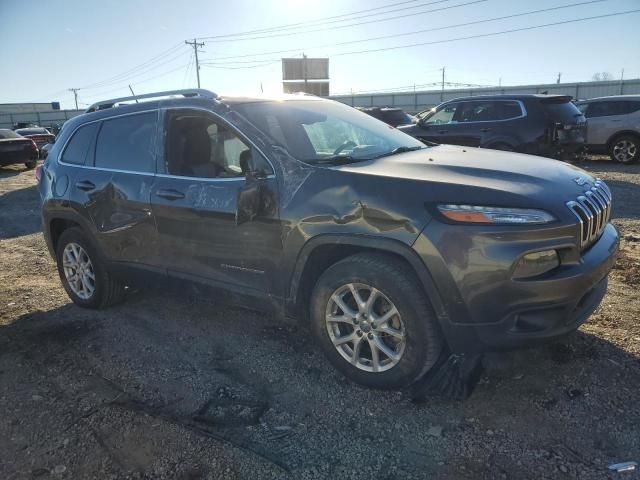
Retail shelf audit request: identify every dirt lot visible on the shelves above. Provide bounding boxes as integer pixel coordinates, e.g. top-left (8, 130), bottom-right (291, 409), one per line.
top-left (0, 159), bottom-right (639, 480)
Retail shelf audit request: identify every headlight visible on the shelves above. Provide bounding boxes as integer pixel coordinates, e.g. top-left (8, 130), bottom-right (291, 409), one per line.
top-left (512, 250), bottom-right (560, 279)
top-left (437, 205), bottom-right (555, 224)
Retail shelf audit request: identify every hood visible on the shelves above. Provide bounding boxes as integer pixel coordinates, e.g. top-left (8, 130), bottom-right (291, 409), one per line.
top-left (333, 145), bottom-right (598, 213)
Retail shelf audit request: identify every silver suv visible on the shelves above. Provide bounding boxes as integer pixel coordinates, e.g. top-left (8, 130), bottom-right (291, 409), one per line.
top-left (576, 95), bottom-right (640, 164)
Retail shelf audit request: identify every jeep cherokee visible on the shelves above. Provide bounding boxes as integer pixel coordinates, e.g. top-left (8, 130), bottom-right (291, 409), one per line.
top-left (38, 89), bottom-right (619, 390)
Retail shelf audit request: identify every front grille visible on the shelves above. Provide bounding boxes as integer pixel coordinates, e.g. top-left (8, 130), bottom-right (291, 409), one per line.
top-left (566, 178), bottom-right (612, 249)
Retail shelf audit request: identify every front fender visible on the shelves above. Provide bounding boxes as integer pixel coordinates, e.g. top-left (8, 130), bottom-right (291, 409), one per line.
top-left (287, 233), bottom-right (448, 324)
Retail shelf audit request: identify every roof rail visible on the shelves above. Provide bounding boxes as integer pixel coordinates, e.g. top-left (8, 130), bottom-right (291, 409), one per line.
top-left (85, 89), bottom-right (217, 113)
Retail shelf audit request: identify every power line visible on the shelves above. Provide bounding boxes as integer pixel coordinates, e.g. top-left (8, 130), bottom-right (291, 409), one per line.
top-left (202, 0), bottom-right (609, 62)
top-left (78, 42), bottom-right (184, 89)
top-left (79, 47), bottom-right (188, 92)
top-left (200, 0), bottom-right (457, 41)
top-left (201, 60), bottom-right (281, 70)
top-left (328, 9), bottom-right (640, 58)
top-left (77, 63), bottom-right (191, 102)
top-left (200, 0), bottom-right (486, 43)
top-left (182, 52), bottom-right (195, 88)
top-left (333, 80), bottom-right (494, 95)
top-left (194, 0), bottom-right (431, 40)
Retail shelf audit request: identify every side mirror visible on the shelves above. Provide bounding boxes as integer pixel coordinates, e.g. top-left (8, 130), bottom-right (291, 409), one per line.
top-left (236, 149), bottom-right (267, 225)
top-left (241, 149), bottom-right (269, 181)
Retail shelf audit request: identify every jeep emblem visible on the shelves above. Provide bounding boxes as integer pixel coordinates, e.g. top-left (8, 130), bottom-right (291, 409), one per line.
top-left (573, 177), bottom-right (588, 186)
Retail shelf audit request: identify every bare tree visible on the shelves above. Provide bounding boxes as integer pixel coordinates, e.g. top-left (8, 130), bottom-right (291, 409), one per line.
top-left (592, 72), bottom-right (614, 81)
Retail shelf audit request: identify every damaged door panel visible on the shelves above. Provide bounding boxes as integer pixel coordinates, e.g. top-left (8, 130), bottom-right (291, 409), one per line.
top-left (151, 107), bottom-right (281, 293)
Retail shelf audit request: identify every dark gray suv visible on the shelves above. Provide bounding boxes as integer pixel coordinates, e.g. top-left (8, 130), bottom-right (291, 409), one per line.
top-left (38, 89), bottom-right (619, 391)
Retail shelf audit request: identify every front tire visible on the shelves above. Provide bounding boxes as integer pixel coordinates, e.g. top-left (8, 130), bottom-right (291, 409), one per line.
top-left (610, 135), bottom-right (639, 164)
top-left (55, 227), bottom-right (125, 309)
top-left (310, 253), bottom-right (444, 389)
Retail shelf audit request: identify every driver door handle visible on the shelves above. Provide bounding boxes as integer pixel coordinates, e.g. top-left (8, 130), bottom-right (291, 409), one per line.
top-left (156, 189), bottom-right (185, 200)
top-left (480, 128), bottom-right (491, 133)
top-left (437, 130), bottom-right (448, 134)
top-left (75, 180), bottom-right (95, 191)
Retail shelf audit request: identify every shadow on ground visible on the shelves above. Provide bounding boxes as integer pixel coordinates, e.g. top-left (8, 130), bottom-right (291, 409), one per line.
top-left (0, 184), bottom-right (41, 239)
top-left (1, 295), bottom-right (639, 479)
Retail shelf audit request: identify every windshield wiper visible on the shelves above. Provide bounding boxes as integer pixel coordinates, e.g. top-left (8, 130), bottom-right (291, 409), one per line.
top-left (306, 155), bottom-right (372, 166)
top-left (374, 145), bottom-right (425, 159)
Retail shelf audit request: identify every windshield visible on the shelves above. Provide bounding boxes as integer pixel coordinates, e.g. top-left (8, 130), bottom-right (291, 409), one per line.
top-left (0, 129), bottom-right (21, 139)
top-left (234, 99), bottom-right (425, 164)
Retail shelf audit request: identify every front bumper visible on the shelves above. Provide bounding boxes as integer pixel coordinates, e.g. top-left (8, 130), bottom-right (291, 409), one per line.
top-left (416, 222), bottom-right (619, 354)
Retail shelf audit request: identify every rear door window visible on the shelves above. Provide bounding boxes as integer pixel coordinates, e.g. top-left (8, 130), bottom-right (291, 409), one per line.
top-left (61, 123), bottom-right (99, 165)
top-left (94, 112), bottom-right (158, 172)
top-left (585, 101), bottom-right (628, 118)
top-left (457, 101), bottom-right (516, 122)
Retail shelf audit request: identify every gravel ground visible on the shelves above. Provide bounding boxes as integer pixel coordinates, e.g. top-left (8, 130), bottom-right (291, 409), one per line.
top-left (0, 158), bottom-right (639, 480)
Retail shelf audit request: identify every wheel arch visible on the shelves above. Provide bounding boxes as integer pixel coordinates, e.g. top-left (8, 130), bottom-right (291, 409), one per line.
top-left (44, 211), bottom-right (94, 258)
top-left (287, 234), bottom-right (448, 325)
top-left (607, 130), bottom-right (640, 148)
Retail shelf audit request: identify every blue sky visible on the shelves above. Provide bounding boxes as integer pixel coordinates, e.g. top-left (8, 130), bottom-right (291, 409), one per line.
top-left (1, 0), bottom-right (639, 109)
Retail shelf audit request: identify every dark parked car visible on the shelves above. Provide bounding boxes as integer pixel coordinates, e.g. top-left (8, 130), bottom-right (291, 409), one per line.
top-left (15, 127), bottom-right (56, 154)
top-left (400, 94), bottom-right (587, 160)
top-left (0, 129), bottom-right (39, 169)
top-left (39, 89), bottom-right (618, 391)
top-left (575, 95), bottom-right (640, 164)
top-left (357, 107), bottom-right (415, 127)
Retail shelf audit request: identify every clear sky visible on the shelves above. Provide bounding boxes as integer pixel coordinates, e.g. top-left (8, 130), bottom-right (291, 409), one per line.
top-left (1, 0), bottom-right (639, 109)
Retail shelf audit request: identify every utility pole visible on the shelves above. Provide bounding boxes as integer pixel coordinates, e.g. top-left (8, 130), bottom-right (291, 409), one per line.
top-left (440, 67), bottom-right (446, 102)
top-left (185, 38), bottom-right (205, 88)
top-left (556, 72), bottom-right (562, 84)
top-left (620, 68), bottom-right (625, 94)
top-left (303, 53), bottom-right (308, 94)
top-left (68, 88), bottom-right (80, 110)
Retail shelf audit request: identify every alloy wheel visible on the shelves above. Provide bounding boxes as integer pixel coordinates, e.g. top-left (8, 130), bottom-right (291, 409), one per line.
top-left (62, 242), bottom-right (96, 300)
top-left (613, 140), bottom-right (637, 163)
top-left (325, 283), bottom-right (406, 373)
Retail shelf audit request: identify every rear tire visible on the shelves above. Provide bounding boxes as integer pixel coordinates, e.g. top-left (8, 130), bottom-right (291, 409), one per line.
top-left (310, 253), bottom-right (444, 389)
top-left (55, 227), bottom-right (125, 309)
top-left (609, 135), bottom-right (639, 164)
top-left (25, 160), bottom-right (37, 169)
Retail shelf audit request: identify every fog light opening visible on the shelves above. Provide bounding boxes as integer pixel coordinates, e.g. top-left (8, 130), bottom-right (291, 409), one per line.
top-left (512, 250), bottom-right (560, 279)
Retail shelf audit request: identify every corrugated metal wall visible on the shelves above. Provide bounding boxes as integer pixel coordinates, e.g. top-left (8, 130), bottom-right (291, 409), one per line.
top-left (0, 109), bottom-right (82, 130)
top-left (330, 79), bottom-right (640, 114)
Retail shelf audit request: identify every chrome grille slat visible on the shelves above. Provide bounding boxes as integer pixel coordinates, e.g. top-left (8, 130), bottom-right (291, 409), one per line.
top-left (566, 178), bottom-right (612, 250)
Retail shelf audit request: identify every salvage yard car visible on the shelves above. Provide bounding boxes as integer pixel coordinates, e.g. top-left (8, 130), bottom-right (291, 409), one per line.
top-left (38, 89), bottom-right (618, 390)
top-left (576, 95), bottom-right (640, 164)
top-left (400, 94), bottom-right (587, 160)
top-left (357, 106), bottom-right (415, 127)
top-left (14, 127), bottom-right (56, 155)
top-left (0, 128), bottom-right (39, 169)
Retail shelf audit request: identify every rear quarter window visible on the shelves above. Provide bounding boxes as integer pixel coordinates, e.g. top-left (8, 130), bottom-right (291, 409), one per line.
top-left (94, 112), bottom-right (158, 172)
top-left (61, 123), bottom-right (99, 165)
